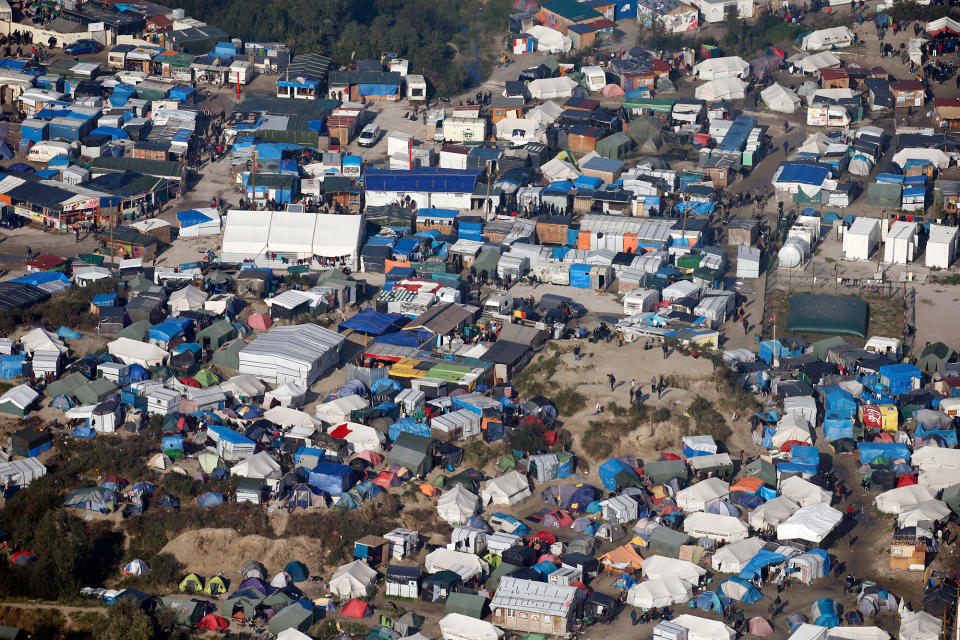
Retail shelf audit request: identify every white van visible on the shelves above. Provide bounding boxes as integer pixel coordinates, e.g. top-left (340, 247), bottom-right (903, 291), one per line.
top-left (358, 124), bottom-right (381, 147)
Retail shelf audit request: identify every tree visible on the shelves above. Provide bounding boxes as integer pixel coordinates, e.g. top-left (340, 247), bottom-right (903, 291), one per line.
top-left (92, 598), bottom-right (153, 640)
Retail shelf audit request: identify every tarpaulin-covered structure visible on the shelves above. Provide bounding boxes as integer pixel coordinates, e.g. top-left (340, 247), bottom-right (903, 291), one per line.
top-left (787, 295), bottom-right (868, 338)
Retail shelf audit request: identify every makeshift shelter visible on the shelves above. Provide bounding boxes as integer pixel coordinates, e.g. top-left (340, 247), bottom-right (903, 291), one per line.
top-left (627, 577), bottom-right (693, 608)
top-left (642, 556), bottom-right (706, 584)
top-left (761, 84), bottom-right (801, 113)
top-left (777, 503), bottom-right (843, 543)
top-left (899, 611), bottom-right (942, 640)
top-left (437, 485), bottom-right (481, 524)
top-left (329, 560), bottom-right (377, 598)
top-left (676, 477), bottom-right (729, 511)
top-left (481, 471), bottom-right (532, 505)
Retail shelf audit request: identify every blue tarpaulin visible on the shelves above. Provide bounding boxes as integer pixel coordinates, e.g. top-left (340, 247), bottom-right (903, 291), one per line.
top-left (858, 442), bottom-right (910, 464)
top-left (598, 458), bottom-right (634, 490)
top-left (739, 549), bottom-right (787, 580)
top-left (777, 462), bottom-right (818, 477)
top-left (308, 462), bottom-right (354, 496)
top-left (197, 492), bottom-right (224, 507)
top-left (373, 328), bottom-right (434, 348)
top-left (719, 576), bottom-right (764, 603)
top-left (338, 308), bottom-right (409, 336)
top-left (824, 387), bottom-right (857, 416)
top-left (176, 209), bottom-right (217, 228)
top-left (56, 326), bottom-right (83, 339)
top-left (388, 418), bottom-right (431, 441)
top-left (824, 416), bottom-right (854, 440)
top-left (358, 83), bottom-right (397, 96)
top-left (12, 272), bottom-right (70, 288)
top-left (790, 445), bottom-right (820, 467)
top-left (0, 354), bottom-right (24, 379)
top-left (149, 318), bottom-right (192, 343)
top-left (878, 363), bottom-right (921, 395)
top-left (91, 293), bottom-right (118, 307)
top-left (89, 126), bottom-right (129, 140)
top-left (254, 142), bottom-right (305, 159)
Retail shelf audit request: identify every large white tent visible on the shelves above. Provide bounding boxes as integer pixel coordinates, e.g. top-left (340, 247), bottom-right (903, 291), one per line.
top-left (897, 499), bottom-right (951, 528)
top-left (230, 451), bottom-right (282, 480)
top-left (528, 76), bottom-right (579, 100)
top-left (796, 52), bottom-right (841, 73)
top-left (480, 471), bottom-right (531, 506)
top-left (327, 421), bottom-right (385, 453)
top-left (711, 537), bottom-right (765, 573)
top-left (772, 413), bottom-right (813, 447)
top-left (875, 485), bottom-right (936, 515)
top-left (899, 611), bottom-right (942, 640)
top-left (672, 614), bottom-right (736, 640)
top-left (891, 148), bottom-right (951, 171)
top-left (801, 26), bottom-right (854, 50)
top-left (777, 503), bottom-right (843, 543)
top-left (238, 324), bottom-right (344, 386)
top-left (692, 56), bottom-right (749, 80)
top-left (641, 556), bottom-right (706, 584)
top-left (682, 512), bottom-right (748, 542)
top-left (694, 78), bottom-right (747, 102)
top-left (627, 577), bottom-right (694, 608)
top-left (424, 548), bottom-right (488, 578)
top-left (328, 560), bottom-right (377, 598)
top-left (315, 395), bottom-right (370, 424)
top-left (676, 477), bottom-right (729, 512)
top-left (439, 614), bottom-right (503, 640)
top-left (526, 25), bottom-right (571, 53)
top-left (437, 485), bottom-right (481, 524)
top-left (749, 496), bottom-right (800, 528)
top-left (780, 476), bottom-right (831, 507)
top-left (21, 327), bottom-right (67, 355)
top-left (222, 210), bottom-right (365, 270)
top-left (912, 446), bottom-right (960, 471)
top-left (761, 84), bottom-right (801, 113)
top-left (107, 337), bottom-right (170, 367)
top-left (168, 285), bottom-right (208, 312)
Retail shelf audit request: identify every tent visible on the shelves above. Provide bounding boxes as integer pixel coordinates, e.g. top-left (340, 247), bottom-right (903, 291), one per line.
top-left (63, 486), bottom-right (117, 512)
top-left (683, 512), bottom-right (748, 542)
top-left (695, 78), bottom-right (747, 102)
top-left (341, 598), bottom-right (370, 618)
top-left (692, 56), bottom-right (749, 80)
top-left (642, 556), bottom-right (706, 584)
top-left (179, 573), bottom-right (204, 593)
top-left (761, 84), bottom-right (801, 113)
top-left (748, 496), bottom-right (800, 529)
top-left (599, 544), bottom-right (644, 571)
top-left (168, 285), bottom-right (208, 312)
top-left (875, 485), bottom-right (935, 514)
top-left (107, 337), bottom-right (170, 367)
top-left (481, 471), bottom-right (531, 505)
top-left (898, 500), bottom-right (951, 527)
top-left (777, 503), bottom-right (843, 543)
top-left (197, 614), bottom-right (229, 632)
top-left (672, 614), bottom-right (736, 640)
top-left (329, 560), bottom-right (377, 598)
top-left (711, 538), bottom-right (765, 573)
top-left (749, 618), bottom-right (775, 637)
top-left (899, 611), bottom-right (942, 640)
top-left (123, 559), bottom-right (149, 576)
top-left (718, 576), bottom-right (763, 603)
top-left (801, 26), bottom-right (854, 50)
top-left (439, 613), bottom-right (504, 640)
top-left (527, 25), bottom-right (572, 53)
top-left (626, 577), bottom-right (693, 608)
top-left (284, 561), bottom-right (309, 582)
top-left (528, 77), bottom-right (579, 100)
top-left (780, 476), bottom-right (831, 507)
top-left (676, 478), bottom-right (729, 511)
top-left (176, 208), bottom-right (221, 237)
top-left (927, 16), bottom-right (960, 35)
top-left (437, 485), bottom-right (481, 524)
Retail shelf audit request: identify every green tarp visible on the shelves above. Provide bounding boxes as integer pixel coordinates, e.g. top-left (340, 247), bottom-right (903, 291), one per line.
top-left (118, 319), bottom-right (151, 341)
top-left (647, 526), bottom-right (693, 558)
top-left (787, 294), bottom-right (868, 338)
top-left (444, 593), bottom-right (487, 619)
top-left (44, 371), bottom-right (89, 398)
top-left (74, 378), bottom-right (119, 406)
top-left (644, 459), bottom-right (689, 484)
top-left (866, 182), bottom-right (902, 207)
top-left (595, 132), bottom-right (632, 160)
top-left (210, 338), bottom-right (246, 370)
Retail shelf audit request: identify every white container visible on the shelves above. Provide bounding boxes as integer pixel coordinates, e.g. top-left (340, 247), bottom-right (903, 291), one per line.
top-left (624, 288), bottom-right (660, 315)
top-left (926, 224), bottom-right (958, 268)
top-left (843, 217), bottom-right (880, 261)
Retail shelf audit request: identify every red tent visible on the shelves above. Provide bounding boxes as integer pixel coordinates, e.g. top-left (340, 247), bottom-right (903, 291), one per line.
top-left (197, 614), bottom-right (229, 632)
top-left (571, 580), bottom-right (591, 593)
top-left (248, 313), bottom-right (272, 330)
top-left (542, 510), bottom-right (573, 528)
top-left (530, 531), bottom-right (557, 544)
top-left (341, 599), bottom-right (370, 618)
top-left (181, 377), bottom-right (201, 388)
top-left (373, 471), bottom-right (401, 489)
top-left (874, 432), bottom-right (895, 443)
top-left (10, 551), bottom-right (37, 566)
top-left (660, 453), bottom-right (681, 461)
top-left (779, 440), bottom-right (807, 452)
top-left (897, 474), bottom-right (918, 487)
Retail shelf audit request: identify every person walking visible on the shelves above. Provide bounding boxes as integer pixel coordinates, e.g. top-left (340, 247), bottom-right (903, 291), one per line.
top-left (608, 373), bottom-right (616, 391)
top-left (630, 379), bottom-right (637, 400)
top-left (783, 140), bottom-right (789, 154)
top-left (25, 246), bottom-right (31, 261)
top-left (662, 340), bottom-right (669, 359)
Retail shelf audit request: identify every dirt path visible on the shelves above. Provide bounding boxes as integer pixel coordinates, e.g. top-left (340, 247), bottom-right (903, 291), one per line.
top-left (0, 601), bottom-right (106, 614)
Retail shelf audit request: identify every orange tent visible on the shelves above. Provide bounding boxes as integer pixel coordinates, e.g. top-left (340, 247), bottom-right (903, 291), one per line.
top-left (419, 484), bottom-right (439, 497)
top-left (341, 598), bottom-right (370, 618)
top-left (599, 544), bottom-right (644, 571)
top-left (730, 477), bottom-right (764, 494)
top-left (197, 614), bottom-right (229, 631)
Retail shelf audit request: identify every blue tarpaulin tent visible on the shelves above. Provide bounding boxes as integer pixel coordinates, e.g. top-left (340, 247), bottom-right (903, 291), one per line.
top-left (824, 387), bottom-right (857, 416)
top-left (338, 308), bottom-right (409, 336)
top-left (824, 416), bottom-right (854, 440)
top-left (388, 418), bottom-right (431, 441)
top-left (197, 492), bottom-right (224, 507)
top-left (812, 598), bottom-right (840, 627)
top-left (598, 458), bottom-right (634, 490)
top-left (790, 445), bottom-right (820, 467)
top-left (0, 354), bottom-right (24, 379)
top-left (858, 442), bottom-right (910, 464)
top-left (150, 318), bottom-right (192, 343)
top-left (878, 363), bottom-right (922, 395)
top-left (739, 549), bottom-right (787, 580)
top-left (308, 462), bottom-right (354, 496)
top-left (718, 576), bottom-right (764, 603)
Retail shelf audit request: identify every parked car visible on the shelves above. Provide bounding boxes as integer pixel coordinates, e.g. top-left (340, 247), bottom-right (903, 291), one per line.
top-left (0, 215), bottom-right (24, 229)
top-left (64, 39), bottom-right (103, 55)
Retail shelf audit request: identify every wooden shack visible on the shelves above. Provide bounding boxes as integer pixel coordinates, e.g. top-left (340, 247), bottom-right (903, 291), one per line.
top-left (726, 216), bottom-right (760, 246)
top-left (536, 215), bottom-right (572, 245)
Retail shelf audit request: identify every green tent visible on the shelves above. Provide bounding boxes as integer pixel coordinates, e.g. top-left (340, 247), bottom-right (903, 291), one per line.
top-left (472, 247), bottom-right (501, 276)
top-left (210, 338), bottom-right (246, 370)
top-left (386, 433), bottom-right (434, 476)
top-left (269, 603), bottom-right (316, 634)
top-left (118, 320), bottom-right (152, 341)
top-left (787, 294), bottom-right (868, 338)
top-left (487, 562), bottom-right (520, 591)
top-left (78, 253), bottom-right (104, 266)
top-left (942, 484), bottom-right (960, 513)
top-left (497, 455), bottom-right (516, 469)
top-left (867, 183), bottom-right (901, 207)
top-left (179, 573), bottom-right (203, 593)
top-left (644, 459), bottom-right (689, 484)
top-left (647, 526), bottom-right (693, 558)
top-left (745, 458), bottom-right (777, 488)
top-left (193, 369), bottom-right (220, 388)
top-left (220, 592), bottom-right (264, 620)
top-left (44, 372), bottom-right (89, 398)
top-left (445, 593), bottom-right (487, 619)
top-left (159, 597), bottom-right (205, 626)
top-left (127, 275), bottom-right (153, 292)
top-left (917, 342), bottom-right (955, 374)
top-left (595, 132), bottom-right (633, 160)
top-left (74, 378), bottom-right (119, 406)
top-left (261, 590), bottom-right (293, 610)
top-left (197, 321), bottom-right (237, 350)
top-left (810, 336), bottom-right (848, 361)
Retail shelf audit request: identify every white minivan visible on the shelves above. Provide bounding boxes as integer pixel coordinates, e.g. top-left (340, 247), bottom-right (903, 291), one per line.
top-left (357, 124), bottom-right (381, 147)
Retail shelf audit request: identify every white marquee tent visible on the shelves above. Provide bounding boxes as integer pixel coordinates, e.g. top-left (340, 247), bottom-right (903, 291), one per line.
top-left (695, 78), bottom-right (747, 102)
top-left (875, 485), bottom-right (935, 515)
top-left (777, 503), bottom-right (843, 543)
top-left (437, 485), bottom-right (481, 524)
top-left (641, 556), bottom-right (706, 584)
top-left (692, 56), bottom-right (749, 80)
top-left (328, 560), bottom-right (377, 598)
top-left (761, 84), bottom-right (802, 113)
top-left (676, 477), bottom-right (729, 512)
top-left (780, 476), bottom-right (831, 507)
top-left (480, 471), bottom-right (532, 506)
top-left (682, 512), bottom-right (748, 542)
top-left (749, 495), bottom-right (800, 529)
top-left (801, 26), bottom-right (854, 51)
top-left (627, 577), bottom-right (694, 608)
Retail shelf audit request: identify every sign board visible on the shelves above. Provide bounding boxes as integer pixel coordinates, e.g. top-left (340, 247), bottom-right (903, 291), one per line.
top-left (88, 22), bottom-right (105, 32)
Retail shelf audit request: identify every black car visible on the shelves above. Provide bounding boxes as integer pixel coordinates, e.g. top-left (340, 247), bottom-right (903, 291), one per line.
top-left (0, 215), bottom-right (24, 229)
